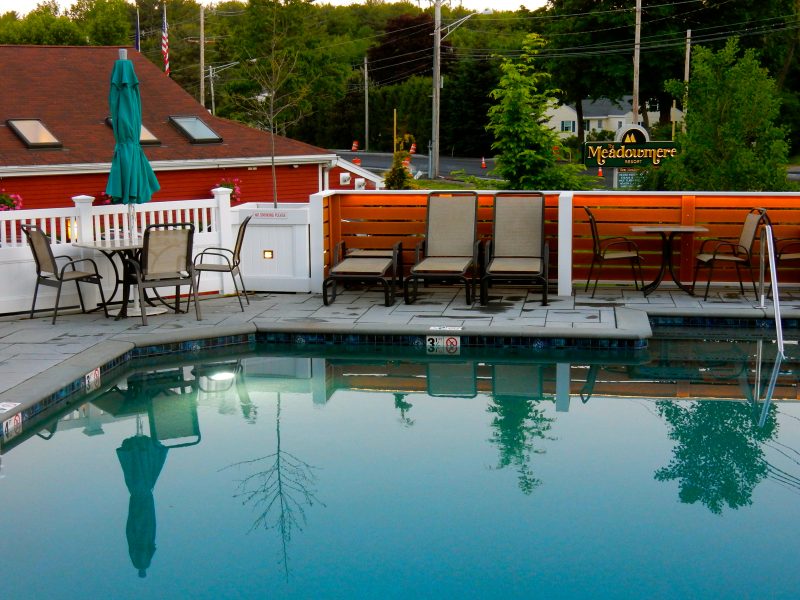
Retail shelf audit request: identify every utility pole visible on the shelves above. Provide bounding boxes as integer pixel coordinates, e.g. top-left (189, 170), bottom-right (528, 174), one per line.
top-left (431, 0), bottom-right (442, 178)
top-left (632, 0), bottom-right (642, 126)
top-left (682, 29), bottom-right (691, 133)
top-left (199, 5), bottom-right (205, 107)
top-left (209, 65), bottom-right (216, 115)
top-left (363, 56), bottom-right (369, 152)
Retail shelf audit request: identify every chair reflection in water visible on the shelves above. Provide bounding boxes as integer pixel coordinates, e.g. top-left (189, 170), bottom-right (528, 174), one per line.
top-left (97, 368), bottom-right (201, 578)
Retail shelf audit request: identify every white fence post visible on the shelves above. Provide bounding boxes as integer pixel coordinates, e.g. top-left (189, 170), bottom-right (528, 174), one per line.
top-left (309, 192), bottom-right (325, 293)
top-left (557, 191), bottom-right (574, 297)
top-left (211, 186), bottom-right (234, 294)
top-left (72, 195), bottom-right (95, 243)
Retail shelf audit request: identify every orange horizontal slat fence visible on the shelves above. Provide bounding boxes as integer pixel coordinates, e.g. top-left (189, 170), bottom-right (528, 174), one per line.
top-left (322, 191), bottom-right (800, 287)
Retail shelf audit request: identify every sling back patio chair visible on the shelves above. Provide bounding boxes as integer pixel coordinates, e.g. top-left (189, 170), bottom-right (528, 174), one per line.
top-left (692, 207), bottom-right (768, 300)
top-left (480, 192), bottom-right (549, 306)
top-left (193, 215), bottom-right (252, 311)
top-left (125, 223), bottom-right (201, 326)
top-left (584, 206), bottom-right (644, 298)
top-left (21, 223), bottom-right (109, 324)
top-left (323, 240), bottom-right (401, 307)
top-left (403, 191), bottom-right (480, 305)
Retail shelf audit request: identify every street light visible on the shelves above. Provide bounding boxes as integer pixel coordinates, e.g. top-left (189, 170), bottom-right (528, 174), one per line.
top-left (431, 4), bottom-right (492, 178)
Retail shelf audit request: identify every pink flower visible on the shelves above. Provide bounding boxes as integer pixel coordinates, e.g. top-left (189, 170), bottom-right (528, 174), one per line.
top-left (0, 189), bottom-right (22, 210)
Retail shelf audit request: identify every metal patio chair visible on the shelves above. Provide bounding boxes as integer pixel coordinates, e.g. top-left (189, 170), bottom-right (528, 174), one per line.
top-left (692, 207), bottom-right (768, 300)
top-left (125, 223), bottom-right (201, 325)
top-left (403, 191), bottom-right (480, 305)
top-left (193, 215), bottom-right (252, 311)
top-left (481, 192), bottom-right (549, 306)
top-left (584, 206), bottom-right (644, 298)
top-left (21, 223), bottom-right (109, 324)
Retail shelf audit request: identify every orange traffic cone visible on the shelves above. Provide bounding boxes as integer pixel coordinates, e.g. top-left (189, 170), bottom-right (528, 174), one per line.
top-left (351, 140), bottom-right (359, 151)
top-left (481, 157), bottom-right (487, 169)
top-left (598, 166), bottom-right (604, 177)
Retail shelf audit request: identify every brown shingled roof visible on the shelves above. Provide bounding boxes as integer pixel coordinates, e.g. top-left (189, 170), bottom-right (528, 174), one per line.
top-left (0, 45), bottom-right (330, 169)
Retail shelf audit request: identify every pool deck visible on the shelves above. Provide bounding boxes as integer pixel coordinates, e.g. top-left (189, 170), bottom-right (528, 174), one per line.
top-left (0, 284), bottom-right (797, 407)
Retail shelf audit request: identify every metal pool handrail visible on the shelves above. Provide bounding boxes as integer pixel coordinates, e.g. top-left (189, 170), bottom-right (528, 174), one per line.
top-left (757, 224), bottom-right (785, 358)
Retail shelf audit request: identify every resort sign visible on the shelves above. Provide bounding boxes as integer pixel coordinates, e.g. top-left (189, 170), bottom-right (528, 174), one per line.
top-left (584, 125), bottom-right (677, 168)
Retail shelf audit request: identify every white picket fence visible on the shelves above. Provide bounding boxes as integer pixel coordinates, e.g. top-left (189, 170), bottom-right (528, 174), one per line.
top-left (0, 187), bottom-right (237, 315)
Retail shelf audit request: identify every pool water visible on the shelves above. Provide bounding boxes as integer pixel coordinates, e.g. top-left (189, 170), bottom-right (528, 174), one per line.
top-left (1, 339), bottom-right (798, 599)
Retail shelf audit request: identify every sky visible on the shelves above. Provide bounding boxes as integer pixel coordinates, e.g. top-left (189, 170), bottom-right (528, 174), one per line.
top-left (6, 0), bottom-right (547, 18)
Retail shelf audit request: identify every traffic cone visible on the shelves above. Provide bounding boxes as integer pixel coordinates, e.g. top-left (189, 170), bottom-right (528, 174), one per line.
top-left (481, 157), bottom-right (487, 169)
top-left (410, 143), bottom-right (417, 154)
top-left (351, 140), bottom-right (359, 151)
top-left (598, 166), bottom-right (604, 177)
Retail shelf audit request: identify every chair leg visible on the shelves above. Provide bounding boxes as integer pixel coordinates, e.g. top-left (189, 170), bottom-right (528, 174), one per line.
top-left (691, 262), bottom-right (701, 296)
top-left (704, 262), bottom-right (715, 301)
top-left (322, 277), bottom-right (337, 306)
top-left (584, 259), bottom-right (596, 292)
top-left (734, 263), bottom-right (745, 295)
top-left (52, 282), bottom-right (64, 325)
top-left (403, 275), bottom-right (419, 304)
top-left (230, 272), bottom-right (244, 311)
top-left (191, 278), bottom-right (202, 321)
top-left (97, 280), bottom-right (109, 319)
top-left (480, 276), bottom-right (490, 306)
top-left (747, 263), bottom-right (758, 297)
top-left (380, 278), bottom-right (394, 307)
top-left (30, 280), bottom-right (40, 320)
top-left (75, 281), bottom-right (87, 313)
top-left (591, 262), bottom-right (603, 298)
top-left (630, 258), bottom-right (640, 291)
top-left (237, 269), bottom-right (250, 305)
top-left (139, 283), bottom-right (148, 326)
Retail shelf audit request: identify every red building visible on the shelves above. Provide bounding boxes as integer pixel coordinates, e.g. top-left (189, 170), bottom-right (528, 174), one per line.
top-left (0, 45), bottom-right (380, 209)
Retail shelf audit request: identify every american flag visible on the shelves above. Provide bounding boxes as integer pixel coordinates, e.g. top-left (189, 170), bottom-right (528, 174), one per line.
top-left (161, 4), bottom-right (170, 76)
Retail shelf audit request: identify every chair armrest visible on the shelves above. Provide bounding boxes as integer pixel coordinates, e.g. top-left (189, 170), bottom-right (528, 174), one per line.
top-left (414, 239), bottom-right (426, 265)
top-left (699, 239), bottom-right (747, 257)
top-left (601, 238), bottom-right (640, 254)
top-left (777, 238), bottom-right (800, 257)
top-left (484, 239), bottom-right (494, 263)
top-left (57, 257), bottom-right (103, 278)
top-left (391, 241), bottom-right (401, 274)
top-left (473, 239), bottom-right (481, 273)
top-left (194, 250), bottom-right (234, 270)
top-left (332, 241), bottom-right (345, 265)
top-left (195, 246), bottom-right (234, 259)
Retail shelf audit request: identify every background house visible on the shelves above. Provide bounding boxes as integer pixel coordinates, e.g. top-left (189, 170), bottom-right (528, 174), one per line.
top-left (0, 45), bottom-right (381, 209)
top-left (546, 96), bottom-right (682, 140)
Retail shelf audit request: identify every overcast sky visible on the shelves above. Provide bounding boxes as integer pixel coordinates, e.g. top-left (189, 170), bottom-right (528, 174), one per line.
top-left (7, 0), bottom-right (547, 18)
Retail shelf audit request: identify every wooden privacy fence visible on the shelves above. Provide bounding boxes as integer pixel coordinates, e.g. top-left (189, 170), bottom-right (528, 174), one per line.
top-left (321, 190), bottom-right (800, 291)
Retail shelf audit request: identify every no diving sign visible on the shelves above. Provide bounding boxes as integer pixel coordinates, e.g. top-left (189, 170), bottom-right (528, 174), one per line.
top-left (426, 335), bottom-right (461, 355)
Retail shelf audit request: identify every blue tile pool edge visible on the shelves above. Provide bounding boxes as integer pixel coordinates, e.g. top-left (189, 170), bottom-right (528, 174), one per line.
top-left (2, 315), bottom-right (795, 451)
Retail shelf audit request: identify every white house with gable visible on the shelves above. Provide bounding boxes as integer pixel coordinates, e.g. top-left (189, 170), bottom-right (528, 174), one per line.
top-left (546, 96), bottom-right (681, 139)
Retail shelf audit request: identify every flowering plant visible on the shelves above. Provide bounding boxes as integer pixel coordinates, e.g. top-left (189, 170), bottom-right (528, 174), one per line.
top-left (0, 189), bottom-right (23, 211)
top-left (216, 177), bottom-right (242, 203)
top-left (94, 192), bottom-right (112, 206)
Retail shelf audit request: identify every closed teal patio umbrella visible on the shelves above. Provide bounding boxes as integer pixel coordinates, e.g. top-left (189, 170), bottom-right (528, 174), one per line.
top-left (106, 49), bottom-right (160, 236)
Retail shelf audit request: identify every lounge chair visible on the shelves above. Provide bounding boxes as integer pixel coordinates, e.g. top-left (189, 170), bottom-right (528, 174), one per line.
top-left (403, 191), bottom-right (480, 304)
top-left (480, 192), bottom-right (548, 306)
top-left (692, 207), bottom-right (768, 300)
top-left (323, 241), bottom-right (401, 307)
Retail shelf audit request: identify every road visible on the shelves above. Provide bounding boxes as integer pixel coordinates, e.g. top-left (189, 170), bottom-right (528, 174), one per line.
top-left (335, 150), bottom-right (499, 179)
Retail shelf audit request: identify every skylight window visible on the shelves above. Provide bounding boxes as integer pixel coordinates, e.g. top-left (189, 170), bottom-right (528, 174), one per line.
top-left (169, 116), bottom-right (222, 144)
top-left (105, 117), bottom-right (160, 145)
top-left (7, 119), bottom-right (61, 148)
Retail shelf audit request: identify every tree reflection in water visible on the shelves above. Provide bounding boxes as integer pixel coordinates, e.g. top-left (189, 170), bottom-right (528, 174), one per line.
top-left (487, 397), bottom-right (555, 495)
top-left (225, 396), bottom-right (323, 578)
top-left (655, 400), bottom-right (778, 514)
top-left (393, 393), bottom-right (415, 427)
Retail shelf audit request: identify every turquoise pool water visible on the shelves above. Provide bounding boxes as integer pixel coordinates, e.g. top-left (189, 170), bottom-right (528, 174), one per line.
top-left (1, 339), bottom-right (798, 599)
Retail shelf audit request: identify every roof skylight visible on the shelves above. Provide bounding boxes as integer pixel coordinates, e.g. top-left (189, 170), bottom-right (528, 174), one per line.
top-left (7, 119), bottom-right (61, 148)
top-left (105, 117), bottom-right (160, 145)
top-left (169, 116), bottom-right (222, 144)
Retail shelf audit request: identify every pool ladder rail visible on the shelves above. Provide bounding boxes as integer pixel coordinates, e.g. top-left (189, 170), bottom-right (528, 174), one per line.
top-left (757, 224), bottom-right (786, 359)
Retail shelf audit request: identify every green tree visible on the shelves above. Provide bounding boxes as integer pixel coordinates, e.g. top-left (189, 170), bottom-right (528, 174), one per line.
top-left (70, 0), bottom-right (130, 45)
top-left (383, 151), bottom-right (415, 190)
top-left (644, 38), bottom-right (790, 191)
top-left (487, 33), bottom-right (588, 190)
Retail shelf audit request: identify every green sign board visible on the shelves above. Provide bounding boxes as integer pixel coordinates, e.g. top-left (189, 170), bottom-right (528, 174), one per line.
top-left (584, 141), bottom-right (677, 168)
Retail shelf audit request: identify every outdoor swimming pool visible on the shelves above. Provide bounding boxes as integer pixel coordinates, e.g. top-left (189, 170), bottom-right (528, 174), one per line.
top-left (1, 338), bottom-right (798, 599)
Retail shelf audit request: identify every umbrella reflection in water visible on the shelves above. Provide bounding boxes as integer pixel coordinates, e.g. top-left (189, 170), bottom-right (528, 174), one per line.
top-left (116, 417), bottom-right (167, 578)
